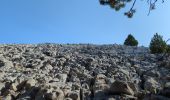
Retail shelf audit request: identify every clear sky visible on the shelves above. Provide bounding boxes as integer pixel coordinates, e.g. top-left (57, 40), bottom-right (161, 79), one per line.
top-left (0, 0), bottom-right (170, 46)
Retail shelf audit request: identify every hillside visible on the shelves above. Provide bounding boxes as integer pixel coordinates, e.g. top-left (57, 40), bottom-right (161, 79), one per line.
top-left (0, 44), bottom-right (170, 100)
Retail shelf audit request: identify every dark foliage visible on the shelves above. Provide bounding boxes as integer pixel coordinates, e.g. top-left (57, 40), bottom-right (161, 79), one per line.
top-left (166, 45), bottom-right (170, 53)
top-left (149, 33), bottom-right (167, 54)
top-left (124, 34), bottom-right (138, 46)
top-left (99, 0), bottom-right (165, 18)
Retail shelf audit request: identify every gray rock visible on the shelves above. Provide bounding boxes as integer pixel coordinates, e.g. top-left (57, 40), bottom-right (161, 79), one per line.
top-left (3, 95), bottom-right (13, 100)
top-left (66, 91), bottom-right (80, 100)
top-left (25, 78), bottom-right (36, 89)
top-left (144, 77), bottom-right (161, 93)
top-left (57, 73), bottom-right (68, 83)
top-left (109, 80), bottom-right (134, 96)
top-left (165, 82), bottom-right (170, 88)
top-left (0, 82), bottom-right (5, 95)
top-left (144, 94), bottom-right (170, 100)
top-left (0, 44), bottom-right (169, 100)
top-left (0, 57), bottom-right (13, 70)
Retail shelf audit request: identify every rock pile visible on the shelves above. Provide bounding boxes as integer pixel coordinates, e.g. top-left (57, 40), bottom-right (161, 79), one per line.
top-left (0, 44), bottom-right (170, 100)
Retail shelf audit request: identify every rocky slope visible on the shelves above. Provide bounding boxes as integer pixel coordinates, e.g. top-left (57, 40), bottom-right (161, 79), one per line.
top-left (0, 44), bottom-right (170, 100)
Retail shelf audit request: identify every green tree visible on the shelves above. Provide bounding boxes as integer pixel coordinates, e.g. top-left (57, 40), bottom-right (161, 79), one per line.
top-left (124, 34), bottom-right (138, 46)
top-left (149, 33), bottom-right (167, 54)
top-left (166, 45), bottom-right (170, 53)
top-left (99, 0), bottom-right (165, 18)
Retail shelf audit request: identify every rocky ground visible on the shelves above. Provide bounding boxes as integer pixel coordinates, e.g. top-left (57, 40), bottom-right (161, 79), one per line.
top-left (0, 44), bottom-right (170, 100)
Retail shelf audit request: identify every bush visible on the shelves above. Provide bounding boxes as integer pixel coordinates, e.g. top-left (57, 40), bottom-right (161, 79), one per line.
top-left (149, 33), bottom-right (167, 54)
top-left (166, 45), bottom-right (170, 53)
top-left (124, 34), bottom-right (138, 46)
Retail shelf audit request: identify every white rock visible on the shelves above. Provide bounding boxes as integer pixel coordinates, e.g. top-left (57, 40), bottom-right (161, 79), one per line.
top-left (58, 74), bottom-right (67, 83)
top-left (144, 77), bottom-right (160, 93)
top-left (25, 78), bottom-right (36, 89)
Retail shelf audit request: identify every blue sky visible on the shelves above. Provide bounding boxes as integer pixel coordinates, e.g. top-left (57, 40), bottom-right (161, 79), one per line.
top-left (0, 0), bottom-right (170, 46)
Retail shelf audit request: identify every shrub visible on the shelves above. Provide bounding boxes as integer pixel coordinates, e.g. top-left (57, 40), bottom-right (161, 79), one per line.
top-left (149, 33), bottom-right (167, 54)
top-left (166, 45), bottom-right (170, 53)
top-left (124, 34), bottom-right (138, 46)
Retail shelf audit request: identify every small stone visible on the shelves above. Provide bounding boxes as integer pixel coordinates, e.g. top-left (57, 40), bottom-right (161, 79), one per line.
top-left (66, 91), bottom-right (80, 100)
top-left (165, 82), bottom-right (170, 88)
top-left (58, 74), bottom-right (67, 83)
top-left (109, 80), bottom-right (134, 96)
top-left (25, 78), bottom-right (36, 89)
top-left (144, 77), bottom-right (160, 93)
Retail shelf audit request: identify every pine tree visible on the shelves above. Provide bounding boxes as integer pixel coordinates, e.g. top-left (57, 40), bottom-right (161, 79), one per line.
top-left (149, 33), bottom-right (167, 54)
top-left (166, 45), bottom-right (170, 53)
top-left (124, 34), bottom-right (138, 46)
